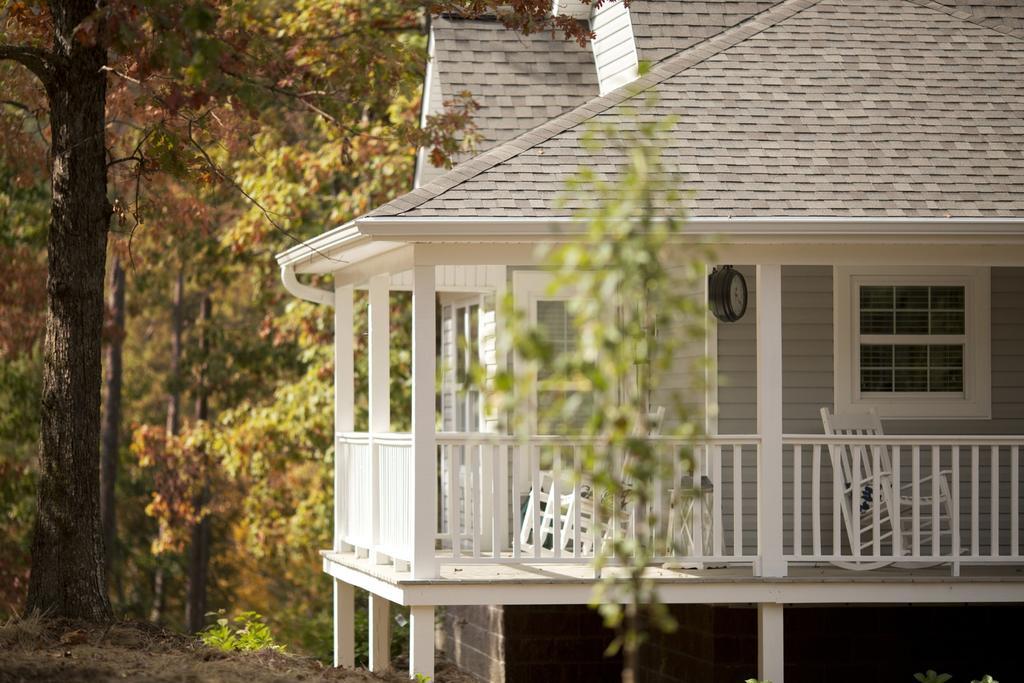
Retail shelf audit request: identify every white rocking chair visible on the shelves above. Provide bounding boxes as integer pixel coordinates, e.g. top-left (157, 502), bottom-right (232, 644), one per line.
top-left (519, 408), bottom-right (667, 556)
top-left (820, 407), bottom-right (956, 570)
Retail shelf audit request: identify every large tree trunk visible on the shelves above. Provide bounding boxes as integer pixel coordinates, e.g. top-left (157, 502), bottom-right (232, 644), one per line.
top-left (100, 254), bottom-right (125, 586)
top-left (26, 1), bottom-right (113, 621)
top-left (186, 294), bottom-right (212, 633)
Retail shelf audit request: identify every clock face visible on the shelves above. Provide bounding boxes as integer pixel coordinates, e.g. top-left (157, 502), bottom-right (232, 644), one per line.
top-left (709, 266), bottom-right (747, 322)
top-left (729, 275), bottom-right (746, 316)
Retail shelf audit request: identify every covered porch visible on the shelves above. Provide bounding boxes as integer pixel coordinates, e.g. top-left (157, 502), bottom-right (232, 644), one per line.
top-left (277, 217), bottom-right (1024, 680)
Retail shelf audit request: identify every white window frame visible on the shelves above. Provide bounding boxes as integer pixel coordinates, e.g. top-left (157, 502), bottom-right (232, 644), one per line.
top-left (833, 266), bottom-right (991, 420)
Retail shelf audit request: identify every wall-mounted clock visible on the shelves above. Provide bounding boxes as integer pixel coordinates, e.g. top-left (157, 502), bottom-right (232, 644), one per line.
top-left (708, 266), bottom-right (748, 323)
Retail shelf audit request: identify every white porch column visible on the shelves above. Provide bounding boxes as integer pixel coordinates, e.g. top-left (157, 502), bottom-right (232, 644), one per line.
top-left (368, 275), bottom-right (390, 564)
top-left (756, 264), bottom-right (787, 577)
top-left (368, 274), bottom-right (391, 433)
top-left (409, 605), bottom-right (435, 680)
top-left (411, 265), bottom-right (438, 579)
top-left (334, 284), bottom-right (355, 551)
top-left (369, 594), bottom-right (392, 672)
top-left (333, 579), bottom-right (355, 668)
top-left (758, 602), bottom-right (784, 682)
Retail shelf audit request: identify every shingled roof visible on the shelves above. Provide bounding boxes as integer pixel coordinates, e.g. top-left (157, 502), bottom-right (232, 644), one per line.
top-left (434, 17), bottom-right (598, 150)
top-left (630, 0), bottom-right (782, 63)
top-left (380, 0), bottom-right (1024, 219)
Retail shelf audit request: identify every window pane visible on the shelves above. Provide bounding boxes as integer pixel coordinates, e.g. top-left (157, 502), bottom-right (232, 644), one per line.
top-left (895, 368), bottom-right (928, 392)
top-left (930, 368), bottom-right (963, 392)
top-left (860, 286), bottom-right (893, 310)
top-left (861, 369), bottom-right (893, 392)
top-left (894, 345), bottom-right (928, 367)
top-left (930, 344), bottom-right (963, 367)
top-left (931, 286), bottom-right (964, 310)
top-left (894, 310), bottom-right (929, 334)
top-left (930, 310), bottom-right (964, 335)
top-left (860, 310), bottom-right (893, 334)
top-left (861, 345), bottom-right (893, 367)
top-left (895, 286), bottom-right (929, 310)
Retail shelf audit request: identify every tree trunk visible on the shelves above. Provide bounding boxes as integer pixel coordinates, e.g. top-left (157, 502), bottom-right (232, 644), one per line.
top-left (100, 254), bottom-right (125, 585)
top-left (26, 1), bottom-right (113, 622)
top-left (186, 294), bottom-right (212, 633)
top-left (166, 269), bottom-right (185, 436)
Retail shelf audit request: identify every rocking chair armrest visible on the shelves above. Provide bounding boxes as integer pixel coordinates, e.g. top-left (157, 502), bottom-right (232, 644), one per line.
top-left (882, 470), bottom-right (953, 490)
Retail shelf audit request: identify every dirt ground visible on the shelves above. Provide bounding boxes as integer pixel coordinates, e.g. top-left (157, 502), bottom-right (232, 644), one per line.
top-left (0, 616), bottom-right (475, 683)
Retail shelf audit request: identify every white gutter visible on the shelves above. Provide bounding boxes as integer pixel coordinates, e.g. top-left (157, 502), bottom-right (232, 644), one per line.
top-left (280, 264), bottom-right (333, 306)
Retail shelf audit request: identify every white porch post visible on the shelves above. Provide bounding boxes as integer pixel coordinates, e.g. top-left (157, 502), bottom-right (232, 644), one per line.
top-left (335, 283), bottom-right (355, 551)
top-left (410, 265), bottom-right (438, 579)
top-left (369, 593), bottom-right (392, 672)
top-left (369, 274), bottom-right (390, 564)
top-left (333, 285), bottom-right (356, 669)
top-left (333, 579), bottom-right (355, 668)
top-left (368, 274), bottom-right (391, 433)
top-left (409, 605), bottom-right (436, 680)
top-left (756, 264), bottom-right (787, 577)
top-left (758, 602), bottom-right (784, 682)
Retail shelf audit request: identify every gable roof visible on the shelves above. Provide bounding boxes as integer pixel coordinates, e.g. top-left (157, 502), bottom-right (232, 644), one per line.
top-left (377, 0), bottom-right (1024, 219)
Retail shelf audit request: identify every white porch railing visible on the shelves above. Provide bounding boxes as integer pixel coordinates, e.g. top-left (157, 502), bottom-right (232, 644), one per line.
top-left (434, 433), bottom-right (761, 566)
top-left (336, 431), bottom-right (1023, 573)
top-left (783, 435), bottom-right (1022, 568)
top-left (336, 432), bottom-right (414, 562)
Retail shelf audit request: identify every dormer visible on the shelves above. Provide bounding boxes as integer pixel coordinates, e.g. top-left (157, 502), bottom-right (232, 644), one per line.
top-left (557, 0), bottom-right (639, 94)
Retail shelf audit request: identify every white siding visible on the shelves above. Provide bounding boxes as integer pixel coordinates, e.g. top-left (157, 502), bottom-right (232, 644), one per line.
top-left (590, 1), bottom-right (639, 95)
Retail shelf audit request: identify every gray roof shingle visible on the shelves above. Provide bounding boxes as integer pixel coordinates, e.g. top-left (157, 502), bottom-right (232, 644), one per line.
top-left (630, 0), bottom-right (783, 63)
top-left (378, 0), bottom-right (1024, 219)
top-left (433, 16), bottom-right (598, 152)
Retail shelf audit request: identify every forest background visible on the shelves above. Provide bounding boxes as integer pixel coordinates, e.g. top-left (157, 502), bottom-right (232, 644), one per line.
top-left (0, 0), bottom-right (589, 663)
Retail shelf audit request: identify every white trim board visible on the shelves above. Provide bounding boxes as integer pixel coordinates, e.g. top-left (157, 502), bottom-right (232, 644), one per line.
top-left (323, 553), bottom-right (1024, 607)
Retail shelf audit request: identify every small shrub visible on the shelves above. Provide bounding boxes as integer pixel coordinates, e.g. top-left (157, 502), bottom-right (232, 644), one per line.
top-left (916, 672), bottom-right (953, 683)
top-left (200, 610), bottom-right (284, 653)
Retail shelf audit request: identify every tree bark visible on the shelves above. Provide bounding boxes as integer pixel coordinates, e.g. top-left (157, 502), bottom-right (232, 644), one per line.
top-left (26, 1), bottom-right (113, 621)
top-left (186, 294), bottom-right (212, 633)
top-left (100, 254), bottom-right (125, 585)
top-left (166, 270), bottom-right (185, 436)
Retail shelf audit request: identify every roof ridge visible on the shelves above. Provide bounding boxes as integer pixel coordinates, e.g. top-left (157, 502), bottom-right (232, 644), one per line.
top-left (900, 0), bottom-right (1024, 41)
top-left (371, 0), bottom-right (823, 218)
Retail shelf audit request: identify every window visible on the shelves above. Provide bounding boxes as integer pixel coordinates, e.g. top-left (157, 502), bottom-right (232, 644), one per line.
top-left (834, 267), bottom-right (990, 419)
top-left (513, 272), bottom-right (593, 433)
top-left (441, 298), bottom-right (483, 432)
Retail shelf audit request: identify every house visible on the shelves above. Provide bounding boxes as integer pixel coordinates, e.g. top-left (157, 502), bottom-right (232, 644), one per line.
top-left (275, 0), bottom-right (1024, 680)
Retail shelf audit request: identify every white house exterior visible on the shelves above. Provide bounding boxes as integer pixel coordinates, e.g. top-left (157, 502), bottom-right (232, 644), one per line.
top-left (276, 1), bottom-right (1024, 680)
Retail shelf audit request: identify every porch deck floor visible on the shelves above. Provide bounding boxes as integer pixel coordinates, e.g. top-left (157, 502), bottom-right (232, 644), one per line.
top-left (322, 549), bottom-right (1024, 607)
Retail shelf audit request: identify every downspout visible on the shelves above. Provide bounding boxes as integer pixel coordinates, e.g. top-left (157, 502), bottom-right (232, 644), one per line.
top-left (280, 264), bottom-right (334, 306)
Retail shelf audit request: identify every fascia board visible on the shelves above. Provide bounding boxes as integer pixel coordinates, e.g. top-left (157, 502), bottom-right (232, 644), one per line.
top-left (355, 215), bottom-right (1024, 241)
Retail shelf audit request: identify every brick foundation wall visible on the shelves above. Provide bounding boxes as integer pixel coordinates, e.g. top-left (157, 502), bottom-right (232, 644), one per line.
top-left (639, 605), bottom-right (1023, 683)
top-left (442, 603), bottom-right (1022, 682)
top-left (438, 605), bottom-right (506, 683)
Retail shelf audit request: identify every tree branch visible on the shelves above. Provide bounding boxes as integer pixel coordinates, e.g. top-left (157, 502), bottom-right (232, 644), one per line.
top-left (0, 44), bottom-right (55, 84)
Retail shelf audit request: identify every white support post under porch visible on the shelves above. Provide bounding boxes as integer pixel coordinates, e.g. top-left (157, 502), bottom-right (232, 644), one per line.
top-left (368, 594), bottom-right (392, 673)
top-left (758, 602), bottom-right (785, 683)
top-left (756, 264), bottom-right (787, 577)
